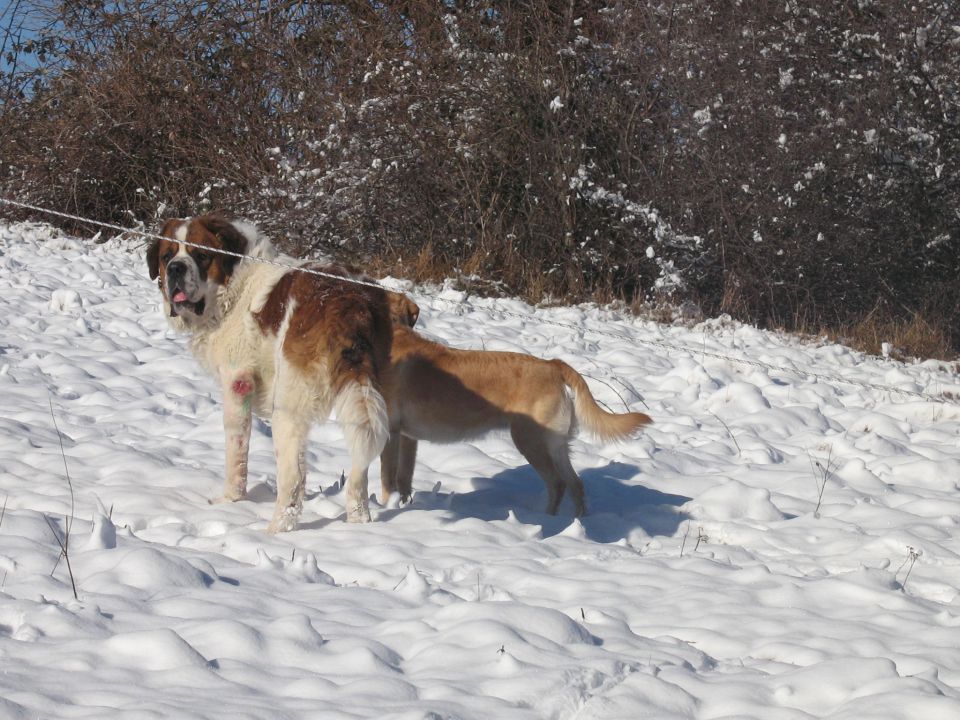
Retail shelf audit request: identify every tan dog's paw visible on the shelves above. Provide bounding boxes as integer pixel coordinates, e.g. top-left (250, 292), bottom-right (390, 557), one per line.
top-left (382, 492), bottom-right (403, 510)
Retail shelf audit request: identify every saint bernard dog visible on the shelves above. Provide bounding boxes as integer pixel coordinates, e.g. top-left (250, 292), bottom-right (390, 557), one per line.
top-left (380, 294), bottom-right (652, 517)
top-left (147, 214), bottom-right (392, 532)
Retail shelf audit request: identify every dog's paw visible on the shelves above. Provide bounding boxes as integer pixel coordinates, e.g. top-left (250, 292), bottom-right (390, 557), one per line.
top-left (267, 508), bottom-right (300, 533)
top-left (346, 501), bottom-right (372, 523)
top-left (383, 492), bottom-right (402, 510)
top-left (211, 492), bottom-right (246, 505)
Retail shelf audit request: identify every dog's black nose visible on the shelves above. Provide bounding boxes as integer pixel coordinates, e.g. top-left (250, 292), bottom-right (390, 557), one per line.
top-left (166, 259), bottom-right (187, 282)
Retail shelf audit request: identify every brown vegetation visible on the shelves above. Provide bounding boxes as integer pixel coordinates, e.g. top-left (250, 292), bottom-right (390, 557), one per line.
top-left (1, 1), bottom-right (958, 359)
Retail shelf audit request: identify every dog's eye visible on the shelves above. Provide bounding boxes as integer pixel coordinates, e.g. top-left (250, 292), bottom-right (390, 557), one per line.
top-left (161, 250), bottom-right (175, 263)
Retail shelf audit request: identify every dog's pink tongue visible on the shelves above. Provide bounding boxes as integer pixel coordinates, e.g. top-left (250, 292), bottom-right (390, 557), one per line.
top-left (172, 291), bottom-right (188, 303)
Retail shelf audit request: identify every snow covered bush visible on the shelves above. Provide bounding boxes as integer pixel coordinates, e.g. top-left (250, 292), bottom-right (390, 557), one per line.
top-left (1, 1), bottom-right (958, 354)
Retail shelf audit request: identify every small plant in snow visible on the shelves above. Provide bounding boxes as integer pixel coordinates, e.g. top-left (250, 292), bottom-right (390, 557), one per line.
top-left (46, 398), bottom-right (78, 600)
top-left (808, 446), bottom-right (839, 518)
top-left (694, 526), bottom-right (709, 553)
top-left (681, 523), bottom-right (710, 556)
top-left (709, 412), bottom-right (742, 457)
top-left (895, 546), bottom-right (922, 592)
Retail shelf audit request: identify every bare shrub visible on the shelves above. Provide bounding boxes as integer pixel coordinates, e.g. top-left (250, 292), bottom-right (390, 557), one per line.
top-left (1, 1), bottom-right (957, 356)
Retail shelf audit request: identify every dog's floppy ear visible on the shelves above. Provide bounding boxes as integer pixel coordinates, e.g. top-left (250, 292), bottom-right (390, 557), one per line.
top-left (404, 297), bottom-right (420, 327)
top-left (388, 292), bottom-right (420, 327)
top-left (197, 215), bottom-right (249, 272)
top-left (148, 219), bottom-right (183, 280)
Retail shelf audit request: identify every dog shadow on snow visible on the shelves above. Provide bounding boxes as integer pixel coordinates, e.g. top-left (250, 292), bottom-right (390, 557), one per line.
top-left (429, 461), bottom-right (690, 543)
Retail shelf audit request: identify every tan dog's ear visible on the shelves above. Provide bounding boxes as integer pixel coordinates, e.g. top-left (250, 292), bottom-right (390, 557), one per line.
top-left (388, 292), bottom-right (420, 327)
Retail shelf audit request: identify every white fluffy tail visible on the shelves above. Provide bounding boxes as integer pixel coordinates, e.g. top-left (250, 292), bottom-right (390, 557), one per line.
top-left (334, 380), bottom-right (390, 462)
top-left (334, 380), bottom-right (389, 523)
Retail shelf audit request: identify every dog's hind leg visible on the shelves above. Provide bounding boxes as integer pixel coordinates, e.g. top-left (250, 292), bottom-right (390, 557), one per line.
top-left (268, 407), bottom-right (309, 533)
top-left (335, 379), bottom-right (390, 523)
top-left (510, 422), bottom-right (566, 515)
top-left (550, 444), bottom-right (588, 517)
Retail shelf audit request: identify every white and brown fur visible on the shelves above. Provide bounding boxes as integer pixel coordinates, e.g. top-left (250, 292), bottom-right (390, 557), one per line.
top-left (381, 295), bottom-right (652, 516)
top-left (147, 214), bottom-right (392, 532)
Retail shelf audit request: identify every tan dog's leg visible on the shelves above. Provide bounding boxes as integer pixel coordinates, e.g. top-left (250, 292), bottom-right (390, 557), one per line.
top-left (380, 433), bottom-right (401, 500)
top-left (510, 422), bottom-right (567, 515)
top-left (269, 408), bottom-right (308, 533)
top-left (550, 444), bottom-right (587, 517)
top-left (380, 434), bottom-right (418, 504)
top-left (395, 435), bottom-right (418, 502)
top-left (220, 371), bottom-right (255, 502)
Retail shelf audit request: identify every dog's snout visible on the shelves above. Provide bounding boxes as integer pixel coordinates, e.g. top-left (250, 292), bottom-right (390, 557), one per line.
top-left (166, 259), bottom-right (187, 282)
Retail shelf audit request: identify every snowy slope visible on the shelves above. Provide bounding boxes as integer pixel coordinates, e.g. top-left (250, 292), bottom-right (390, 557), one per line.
top-left (1, 220), bottom-right (960, 719)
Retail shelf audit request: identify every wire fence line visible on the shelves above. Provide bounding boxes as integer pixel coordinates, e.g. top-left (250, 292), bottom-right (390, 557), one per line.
top-left (1, 196), bottom-right (957, 406)
top-left (0, 197), bottom-right (390, 292)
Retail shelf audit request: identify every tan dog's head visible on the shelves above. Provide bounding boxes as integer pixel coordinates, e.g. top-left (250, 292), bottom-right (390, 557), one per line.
top-left (387, 292), bottom-right (420, 328)
top-left (147, 215), bottom-right (254, 323)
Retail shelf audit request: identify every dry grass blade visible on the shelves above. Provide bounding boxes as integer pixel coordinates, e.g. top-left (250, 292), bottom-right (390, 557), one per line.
top-left (47, 396), bottom-right (78, 600)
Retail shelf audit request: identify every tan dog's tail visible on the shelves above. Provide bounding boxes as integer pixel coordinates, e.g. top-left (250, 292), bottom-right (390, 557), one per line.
top-left (553, 360), bottom-right (652, 442)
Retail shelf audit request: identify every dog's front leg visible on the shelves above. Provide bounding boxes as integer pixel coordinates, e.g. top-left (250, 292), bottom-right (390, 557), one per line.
top-left (395, 435), bottom-right (418, 503)
top-left (378, 434), bottom-right (417, 504)
top-left (379, 432), bottom-right (402, 502)
top-left (220, 371), bottom-right (256, 502)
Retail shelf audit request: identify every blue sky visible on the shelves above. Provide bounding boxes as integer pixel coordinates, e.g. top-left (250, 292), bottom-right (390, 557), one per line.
top-left (1, 0), bottom-right (46, 75)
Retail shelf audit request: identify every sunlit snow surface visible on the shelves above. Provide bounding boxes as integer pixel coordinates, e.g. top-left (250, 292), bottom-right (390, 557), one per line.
top-left (1, 221), bottom-right (960, 719)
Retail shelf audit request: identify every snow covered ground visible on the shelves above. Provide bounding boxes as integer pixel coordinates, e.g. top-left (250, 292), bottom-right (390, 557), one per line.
top-left (1, 220), bottom-right (960, 719)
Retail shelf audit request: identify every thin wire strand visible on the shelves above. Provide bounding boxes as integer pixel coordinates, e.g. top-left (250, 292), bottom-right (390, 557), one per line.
top-left (0, 198), bottom-right (388, 292)
top-left (1, 196), bottom-right (957, 405)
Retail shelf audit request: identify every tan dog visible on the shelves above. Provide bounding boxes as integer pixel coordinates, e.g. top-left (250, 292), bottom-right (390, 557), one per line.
top-left (381, 295), bottom-right (651, 516)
